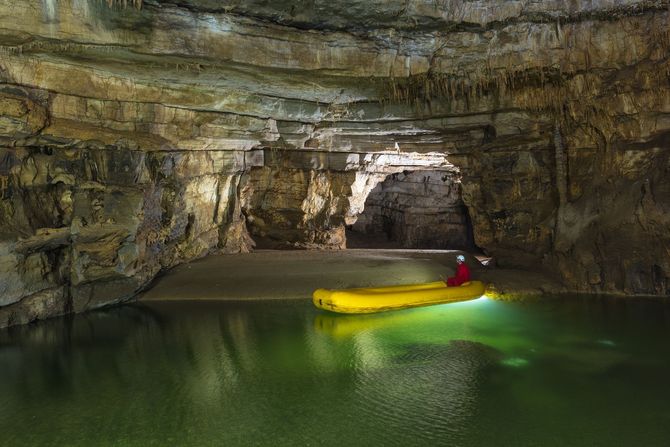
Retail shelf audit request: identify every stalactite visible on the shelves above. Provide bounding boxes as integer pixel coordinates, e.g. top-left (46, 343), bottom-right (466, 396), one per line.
top-left (105, 0), bottom-right (142, 9)
top-left (553, 122), bottom-right (568, 207)
top-left (43, 0), bottom-right (58, 22)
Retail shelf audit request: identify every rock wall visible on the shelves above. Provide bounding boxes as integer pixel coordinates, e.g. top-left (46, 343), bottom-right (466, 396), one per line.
top-left (0, 114), bottom-right (254, 326)
top-left (351, 170), bottom-right (473, 249)
top-left (240, 150), bottom-right (450, 248)
top-left (0, 0), bottom-right (669, 326)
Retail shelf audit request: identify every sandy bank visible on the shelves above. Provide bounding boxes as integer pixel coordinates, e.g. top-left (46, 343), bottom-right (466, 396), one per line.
top-left (139, 249), bottom-right (564, 302)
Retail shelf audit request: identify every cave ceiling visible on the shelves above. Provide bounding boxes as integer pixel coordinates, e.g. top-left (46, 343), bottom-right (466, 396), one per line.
top-left (4, 0), bottom-right (666, 155)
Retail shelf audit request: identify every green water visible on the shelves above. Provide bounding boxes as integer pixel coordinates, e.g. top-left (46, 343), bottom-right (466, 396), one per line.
top-left (1, 296), bottom-right (670, 446)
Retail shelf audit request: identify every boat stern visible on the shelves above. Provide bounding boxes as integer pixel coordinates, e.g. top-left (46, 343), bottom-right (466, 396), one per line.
top-left (313, 288), bottom-right (335, 311)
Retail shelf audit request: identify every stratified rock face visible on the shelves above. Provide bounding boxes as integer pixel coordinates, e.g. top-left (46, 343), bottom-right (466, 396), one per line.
top-left (0, 0), bottom-right (669, 326)
top-left (351, 170), bottom-right (473, 249)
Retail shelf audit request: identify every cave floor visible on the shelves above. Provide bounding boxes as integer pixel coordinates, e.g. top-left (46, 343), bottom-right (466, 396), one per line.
top-left (139, 249), bottom-right (563, 302)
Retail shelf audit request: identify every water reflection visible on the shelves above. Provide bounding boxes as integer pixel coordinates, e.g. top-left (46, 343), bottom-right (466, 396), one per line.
top-left (0, 306), bottom-right (159, 397)
top-left (313, 300), bottom-right (488, 339)
top-left (1, 297), bottom-right (670, 446)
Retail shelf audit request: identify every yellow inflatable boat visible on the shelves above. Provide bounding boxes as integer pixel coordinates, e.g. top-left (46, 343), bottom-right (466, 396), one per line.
top-left (312, 280), bottom-right (485, 314)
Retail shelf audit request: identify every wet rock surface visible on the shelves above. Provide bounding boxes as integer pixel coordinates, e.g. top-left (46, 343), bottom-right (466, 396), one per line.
top-left (0, 0), bottom-right (669, 326)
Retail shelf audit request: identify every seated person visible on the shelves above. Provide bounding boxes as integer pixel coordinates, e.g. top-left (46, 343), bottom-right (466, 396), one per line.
top-left (446, 254), bottom-right (470, 286)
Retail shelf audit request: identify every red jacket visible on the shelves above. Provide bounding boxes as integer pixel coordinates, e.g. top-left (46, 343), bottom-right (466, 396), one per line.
top-left (447, 263), bottom-right (471, 286)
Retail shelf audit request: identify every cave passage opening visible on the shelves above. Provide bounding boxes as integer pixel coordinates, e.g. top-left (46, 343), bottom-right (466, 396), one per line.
top-left (346, 169), bottom-right (477, 251)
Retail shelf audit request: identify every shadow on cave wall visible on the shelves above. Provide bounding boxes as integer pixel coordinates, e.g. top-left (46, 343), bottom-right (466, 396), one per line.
top-left (346, 169), bottom-right (478, 251)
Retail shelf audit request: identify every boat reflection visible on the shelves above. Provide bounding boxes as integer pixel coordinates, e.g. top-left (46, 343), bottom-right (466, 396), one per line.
top-left (313, 297), bottom-right (489, 339)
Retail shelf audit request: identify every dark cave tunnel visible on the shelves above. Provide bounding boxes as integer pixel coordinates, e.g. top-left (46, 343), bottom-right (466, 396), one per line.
top-left (346, 169), bottom-right (478, 251)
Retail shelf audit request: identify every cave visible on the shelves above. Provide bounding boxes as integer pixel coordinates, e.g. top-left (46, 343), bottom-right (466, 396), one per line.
top-left (1, 1), bottom-right (670, 444)
top-left (347, 169), bottom-right (476, 250)
top-left (0, 0), bottom-right (667, 321)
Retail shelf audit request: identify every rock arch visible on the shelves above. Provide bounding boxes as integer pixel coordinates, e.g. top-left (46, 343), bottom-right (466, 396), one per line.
top-left (347, 169), bottom-right (475, 250)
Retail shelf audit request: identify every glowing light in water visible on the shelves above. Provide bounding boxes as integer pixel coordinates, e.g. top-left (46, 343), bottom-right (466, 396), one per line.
top-left (501, 357), bottom-right (529, 367)
top-left (442, 296), bottom-right (489, 307)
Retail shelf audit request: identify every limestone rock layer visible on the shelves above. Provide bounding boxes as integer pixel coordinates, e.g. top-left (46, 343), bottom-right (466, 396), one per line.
top-left (1, 0), bottom-right (669, 326)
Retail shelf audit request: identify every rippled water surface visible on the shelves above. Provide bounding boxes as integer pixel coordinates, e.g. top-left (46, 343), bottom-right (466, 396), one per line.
top-left (2, 296), bottom-right (670, 446)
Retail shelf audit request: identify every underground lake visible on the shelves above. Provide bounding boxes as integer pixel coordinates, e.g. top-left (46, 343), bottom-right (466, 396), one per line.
top-left (1, 296), bottom-right (669, 446)
top-left (1, 2), bottom-right (670, 446)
